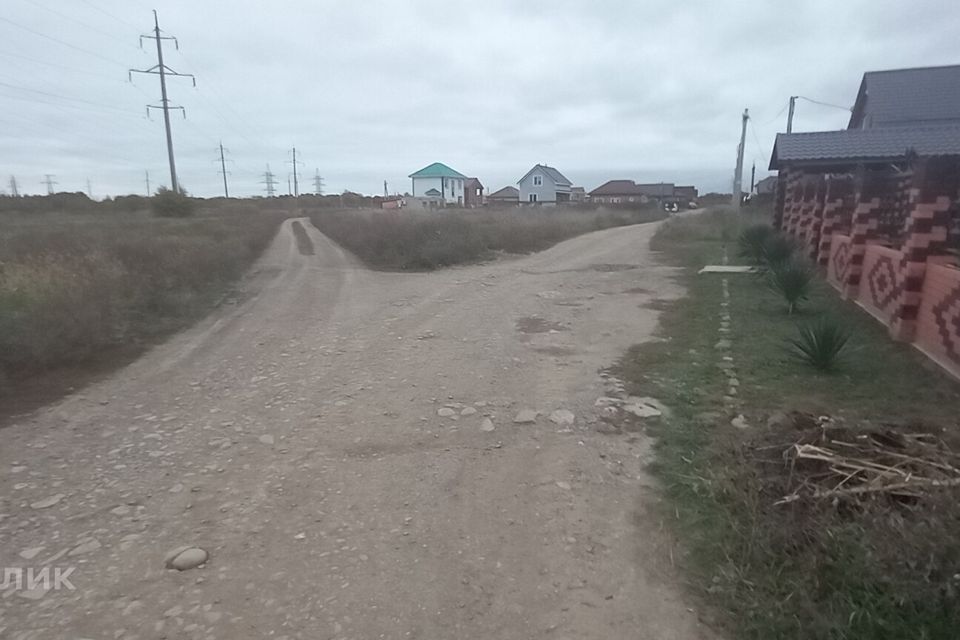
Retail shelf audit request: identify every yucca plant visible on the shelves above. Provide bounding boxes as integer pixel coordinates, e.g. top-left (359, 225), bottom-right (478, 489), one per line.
top-left (768, 258), bottom-right (813, 314)
top-left (737, 224), bottom-right (775, 265)
top-left (789, 317), bottom-right (851, 371)
top-left (760, 234), bottom-right (797, 269)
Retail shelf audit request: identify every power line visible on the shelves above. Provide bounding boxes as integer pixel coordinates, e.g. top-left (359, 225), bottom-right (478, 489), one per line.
top-left (797, 95), bottom-right (852, 112)
top-left (24, 0), bottom-right (134, 48)
top-left (78, 0), bottom-right (143, 31)
top-left (130, 10), bottom-right (196, 194)
top-left (0, 79), bottom-right (141, 116)
top-left (0, 49), bottom-right (120, 81)
top-left (0, 16), bottom-right (126, 67)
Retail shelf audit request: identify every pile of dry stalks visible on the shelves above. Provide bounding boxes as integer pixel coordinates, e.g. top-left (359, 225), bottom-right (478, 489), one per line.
top-left (768, 417), bottom-right (960, 506)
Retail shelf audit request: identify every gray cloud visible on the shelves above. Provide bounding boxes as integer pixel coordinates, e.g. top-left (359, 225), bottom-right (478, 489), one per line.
top-left (2, 0), bottom-right (959, 198)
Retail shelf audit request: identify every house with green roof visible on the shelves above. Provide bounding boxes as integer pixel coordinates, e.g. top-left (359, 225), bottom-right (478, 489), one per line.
top-left (408, 162), bottom-right (467, 205)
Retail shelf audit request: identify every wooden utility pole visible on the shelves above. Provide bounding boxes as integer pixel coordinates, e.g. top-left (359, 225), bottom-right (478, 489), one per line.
top-left (750, 162), bottom-right (756, 194)
top-left (732, 108), bottom-right (748, 210)
top-left (787, 96), bottom-right (797, 133)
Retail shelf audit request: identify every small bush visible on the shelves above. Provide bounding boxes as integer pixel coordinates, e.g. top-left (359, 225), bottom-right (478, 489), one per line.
top-left (789, 317), bottom-right (851, 371)
top-left (738, 224), bottom-right (774, 264)
top-left (151, 187), bottom-right (195, 218)
top-left (760, 234), bottom-right (797, 268)
top-left (768, 258), bottom-right (813, 314)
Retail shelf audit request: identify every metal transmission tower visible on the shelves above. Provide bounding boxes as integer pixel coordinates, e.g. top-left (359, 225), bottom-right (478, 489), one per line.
top-left (286, 147), bottom-right (303, 197)
top-left (8, 176), bottom-right (19, 197)
top-left (215, 141), bottom-right (231, 197)
top-left (313, 170), bottom-right (324, 195)
top-left (261, 165), bottom-right (278, 197)
top-left (42, 174), bottom-right (58, 195)
top-left (86, 179), bottom-right (93, 198)
top-left (130, 11), bottom-right (195, 194)
top-left (145, 170), bottom-right (151, 196)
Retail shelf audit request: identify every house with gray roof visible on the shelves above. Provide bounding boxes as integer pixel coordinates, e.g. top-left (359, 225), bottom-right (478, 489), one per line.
top-left (409, 162), bottom-right (467, 206)
top-left (518, 164), bottom-right (572, 205)
top-left (767, 64), bottom-right (960, 380)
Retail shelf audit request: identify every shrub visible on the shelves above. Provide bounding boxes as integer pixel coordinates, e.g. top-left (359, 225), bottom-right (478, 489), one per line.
top-left (737, 224), bottom-right (774, 264)
top-left (151, 187), bottom-right (195, 218)
top-left (789, 317), bottom-right (851, 371)
top-left (767, 258), bottom-right (813, 314)
top-left (760, 234), bottom-right (797, 268)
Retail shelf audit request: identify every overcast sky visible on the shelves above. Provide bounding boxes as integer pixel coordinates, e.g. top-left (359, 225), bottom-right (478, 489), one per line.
top-left (1, 0), bottom-right (959, 198)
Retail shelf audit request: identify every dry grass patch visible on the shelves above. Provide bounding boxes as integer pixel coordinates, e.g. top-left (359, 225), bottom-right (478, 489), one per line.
top-left (0, 207), bottom-right (285, 385)
top-left (308, 207), bottom-right (665, 270)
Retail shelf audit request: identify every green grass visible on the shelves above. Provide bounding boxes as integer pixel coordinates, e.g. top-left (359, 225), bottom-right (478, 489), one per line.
top-left (308, 206), bottom-right (666, 270)
top-left (620, 208), bottom-right (960, 639)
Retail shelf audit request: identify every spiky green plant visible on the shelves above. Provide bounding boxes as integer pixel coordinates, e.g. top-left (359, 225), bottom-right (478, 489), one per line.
top-left (737, 224), bottom-right (775, 265)
top-left (760, 234), bottom-right (797, 268)
top-left (789, 317), bottom-right (851, 371)
top-left (767, 258), bottom-right (813, 314)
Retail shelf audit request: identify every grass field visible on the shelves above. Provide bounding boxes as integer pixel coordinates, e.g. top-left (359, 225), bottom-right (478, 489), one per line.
top-left (618, 208), bottom-right (960, 639)
top-left (0, 207), bottom-right (285, 387)
top-left (308, 206), bottom-right (666, 270)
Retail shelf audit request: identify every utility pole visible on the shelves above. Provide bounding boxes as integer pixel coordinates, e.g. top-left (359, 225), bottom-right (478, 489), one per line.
top-left (732, 108), bottom-right (748, 211)
top-left (42, 174), bottom-right (57, 195)
top-left (130, 11), bottom-right (195, 194)
top-left (313, 170), bottom-right (324, 195)
top-left (216, 141), bottom-right (231, 197)
top-left (86, 179), bottom-right (93, 199)
top-left (262, 164), bottom-right (278, 197)
top-left (286, 147), bottom-right (302, 197)
top-left (287, 175), bottom-right (292, 196)
top-left (384, 180), bottom-right (388, 197)
top-left (9, 176), bottom-right (19, 197)
top-left (750, 162), bottom-right (756, 194)
top-left (145, 170), bottom-right (151, 196)
top-left (787, 95), bottom-right (797, 133)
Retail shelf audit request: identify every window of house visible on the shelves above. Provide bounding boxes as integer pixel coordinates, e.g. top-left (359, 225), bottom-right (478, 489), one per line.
top-left (475, 188), bottom-right (481, 196)
top-left (533, 175), bottom-right (542, 186)
top-left (529, 193), bottom-right (538, 203)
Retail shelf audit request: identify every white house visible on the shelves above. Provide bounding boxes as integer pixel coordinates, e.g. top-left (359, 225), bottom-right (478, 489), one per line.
top-left (408, 162), bottom-right (467, 206)
top-left (517, 164), bottom-right (572, 205)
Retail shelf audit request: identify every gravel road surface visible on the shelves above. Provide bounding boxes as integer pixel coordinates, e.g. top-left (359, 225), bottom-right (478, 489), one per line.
top-left (0, 218), bottom-right (717, 639)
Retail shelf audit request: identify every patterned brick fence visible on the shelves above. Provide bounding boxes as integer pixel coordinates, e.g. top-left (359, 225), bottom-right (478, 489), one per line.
top-left (776, 157), bottom-right (960, 382)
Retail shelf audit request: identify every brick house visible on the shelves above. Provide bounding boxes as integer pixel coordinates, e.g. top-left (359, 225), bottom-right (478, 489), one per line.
top-left (770, 64), bottom-right (960, 379)
top-left (464, 177), bottom-right (484, 207)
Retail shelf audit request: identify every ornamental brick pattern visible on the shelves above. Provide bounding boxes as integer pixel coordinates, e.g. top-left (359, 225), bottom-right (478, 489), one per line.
top-left (916, 264), bottom-right (960, 378)
top-left (842, 196), bottom-right (883, 298)
top-left (827, 234), bottom-right (853, 291)
top-left (796, 176), bottom-right (826, 260)
top-left (857, 246), bottom-right (902, 323)
top-left (817, 176), bottom-right (855, 266)
top-left (889, 197), bottom-right (954, 340)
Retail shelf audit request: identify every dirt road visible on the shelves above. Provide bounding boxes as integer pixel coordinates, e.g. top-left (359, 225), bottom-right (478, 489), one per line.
top-left (0, 219), bottom-right (716, 639)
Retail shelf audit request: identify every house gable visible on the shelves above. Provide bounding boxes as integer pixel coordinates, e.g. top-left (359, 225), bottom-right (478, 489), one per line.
top-left (848, 64), bottom-right (960, 130)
